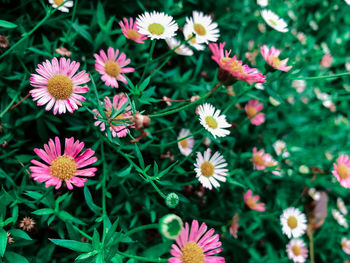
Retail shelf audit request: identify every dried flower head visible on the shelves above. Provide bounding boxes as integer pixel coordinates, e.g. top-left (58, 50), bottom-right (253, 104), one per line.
top-left (19, 217), bottom-right (36, 232)
top-left (0, 35), bottom-right (9, 49)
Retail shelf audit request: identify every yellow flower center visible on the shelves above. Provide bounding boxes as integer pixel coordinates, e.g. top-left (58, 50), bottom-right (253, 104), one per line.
top-left (338, 164), bottom-right (349, 179)
top-left (148, 23), bottom-right (165, 35)
top-left (253, 154), bottom-right (265, 166)
top-left (187, 34), bottom-right (197, 44)
top-left (47, 75), bottom-right (73, 100)
top-left (104, 61), bottom-right (120, 78)
top-left (220, 57), bottom-right (245, 74)
top-left (246, 106), bottom-right (257, 119)
top-left (53, 0), bottom-right (64, 5)
top-left (268, 19), bottom-right (277, 27)
top-left (287, 216), bottom-right (298, 229)
top-left (126, 29), bottom-right (140, 40)
top-left (205, 116), bottom-right (218, 129)
top-left (201, 161), bottom-right (214, 178)
top-left (194, 24), bottom-right (206, 36)
top-left (246, 198), bottom-right (256, 208)
top-left (179, 138), bottom-right (188, 149)
top-left (181, 242), bottom-right (205, 263)
top-left (107, 110), bottom-right (124, 127)
top-left (291, 245), bottom-right (301, 256)
top-left (50, 156), bottom-right (77, 180)
top-left (269, 56), bottom-right (282, 66)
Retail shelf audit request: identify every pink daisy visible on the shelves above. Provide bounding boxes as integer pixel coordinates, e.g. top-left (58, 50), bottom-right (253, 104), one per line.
top-left (332, 154), bottom-right (350, 188)
top-left (320, 54), bottom-right (332, 68)
top-left (342, 237), bottom-right (350, 255)
top-left (252, 147), bottom-right (269, 170)
top-left (29, 137), bottom-right (98, 190)
top-left (286, 239), bottom-right (308, 263)
top-left (209, 42), bottom-right (266, 85)
top-left (229, 213), bottom-right (239, 239)
top-left (119, 17), bottom-right (147, 43)
top-left (169, 220), bottom-right (225, 263)
top-left (30, 57), bottom-right (90, 115)
top-left (243, 189), bottom-right (266, 212)
top-left (260, 45), bottom-right (292, 72)
top-left (92, 94), bottom-right (134, 138)
top-left (245, 99), bottom-right (265, 126)
top-left (94, 47), bottom-right (135, 88)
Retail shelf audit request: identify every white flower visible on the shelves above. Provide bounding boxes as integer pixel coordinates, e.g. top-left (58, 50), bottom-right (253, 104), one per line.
top-left (136, 11), bottom-right (178, 40)
top-left (333, 209), bottom-right (348, 228)
top-left (308, 188), bottom-right (320, 201)
top-left (165, 38), bottom-right (193, 56)
top-left (273, 140), bottom-right (290, 158)
top-left (255, 83), bottom-right (265, 90)
top-left (177, 128), bottom-right (194, 156)
top-left (292, 80), bottom-right (306, 93)
top-left (184, 11), bottom-right (219, 44)
top-left (280, 207), bottom-right (307, 238)
top-left (345, 0), bottom-right (350, 5)
top-left (286, 239), bottom-right (308, 263)
top-left (183, 23), bottom-right (206, 51)
top-left (159, 214), bottom-right (183, 240)
top-left (257, 0), bottom-right (268, 7)
top-left (261, 10), bottom-right (288, 33)
top-left (48, 0), bottom-right (73, 13)
top-left (198, 103), bottom-right (231, 138)
top-left (194, 149), bottom-right (228, 190)
top-left (338, 197), bottom-right (348, 215)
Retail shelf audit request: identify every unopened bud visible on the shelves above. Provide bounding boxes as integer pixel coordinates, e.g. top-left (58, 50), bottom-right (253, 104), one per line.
top-left (165, 192), bottom-right (179, 208)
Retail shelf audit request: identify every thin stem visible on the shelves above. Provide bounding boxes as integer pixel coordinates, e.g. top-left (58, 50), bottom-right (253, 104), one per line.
top-left (72, 225), bottom-right (93, 241)
top-left (290, 72), bottom-right (350, 81)
top-left (139, 40), bottom-right (156, 85)
top-left (123, 223), bottom-right (158, 237)
top-left (309, 232), bottom-right (314, 263)
top-left (116, 251), bottom-right (168, 263)
top-left (149, 82), bottom-right (222, 118)
top-left (9, 92), bottom-right (30, 110)
top-left (101, 140), bottom-right (107, 244)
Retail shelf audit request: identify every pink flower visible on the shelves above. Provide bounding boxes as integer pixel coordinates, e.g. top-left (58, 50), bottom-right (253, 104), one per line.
top-left (320, 54), bottom-right (332, 68)
top-left (30, 57), bottom-right (90, 115)
top-left (209, 42), bottom-right (266, 85)
top-left (252, 147), bottom-right (269, 170)
top-left (243, 189), bottom-right (266, 212)
top-left (94, 47), bottom-right (135, 88)
top-left (245, 99), bottom-right (265, 125)
top-left (265, 154), bottom-right (281, 176)
top-left (29, 137), bottom-right (98, 190)
top-left (260, 45), bottom-right (292, 72)
top-left (169, 220), bottom-right (225, 263)
top-left (332, 154), bottom-right (350, 188)
top-left (119, 17), bottom-right (147, 43)
top-left (286, 239), bottom-right (308, 263)
top-left (342, 237), bottom-right (350, 255)
top-left (92, 94), bottom-right (134, 138)
top-left (229, 213), bottom-right (239, 239)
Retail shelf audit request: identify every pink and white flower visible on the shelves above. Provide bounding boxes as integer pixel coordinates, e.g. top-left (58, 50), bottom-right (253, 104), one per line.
top-left (342, 237), bottom-right (350, 255)
top-left (252, 147), bottom-right (269, 170)
top-left (245, 99), bottom-right (265, 126)
top-left (243, 189), bottom-right (266, 212)
top-left (320, 54), bottom-right (332, 68)
top-left (169, 220), bottom-right (225, 263)
top-left (92, 94), bottom-right (134, 138)
top-left (260, 45), bottom-right (292, 72)
top-left (29, 137), bottom-right (98, 190)
top-left (286, 239), bottom-right (308, 263)
top-left (209, 42), bottom-right (266, 85)
top-left (119, 17), bottom-right (147, 43)
top-left (332, 154), bottom-right (350, 188)
top-left (94, 47), bottom-right (134, 88)
top-left (229, 213), bottom-right (239, 239)
top-left (30, 57), bottom-right (90, 115)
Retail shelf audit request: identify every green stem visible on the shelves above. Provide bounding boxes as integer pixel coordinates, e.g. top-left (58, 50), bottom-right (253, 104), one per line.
top-left (139, 40), bottom-right (156, 85)
top-left (100, 141), bottom-right (107, 243)
top-left (149, 128), bottom-right (204, 148)
top-left (123, 223), bottom-right (158, 237)
top-left (72, 225), bottom-right (92, 241)
top-left (116, 251), bottom-right (168, 262)
top-left (149, 82), bottom-right (222, 118)
top-left (0, 9), bottom-right (55, 59)
top-left (290, 72), bottom-right (350, 81)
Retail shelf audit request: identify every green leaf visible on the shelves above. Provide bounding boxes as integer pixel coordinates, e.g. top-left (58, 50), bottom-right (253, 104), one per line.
top-left (8, 229), bottom-right (32, 240)
top-left (92, 229), bottom-right (100, 249)
top-left (104, 217), bottom-right (119, 244)
top-left (96, 2), bottom-right (106, 28)
top-left (72, 21), bottom-right (92, 43)
top-left (49, 239), bottom-right (93, 252)
top-left (0, 228), bottom-right (7, 256)
top-left (84, 186), bottom-right (102, 214)
top-left (134, 144), bottom-right (144, 169)
top-left (4, 251), bottom-right (29, 263)
top-left (0, 20), bottom-right (17, 29)
top-left (32, 208), bottom-right (54, 215)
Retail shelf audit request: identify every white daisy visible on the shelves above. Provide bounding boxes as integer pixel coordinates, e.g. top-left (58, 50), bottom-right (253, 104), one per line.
top-left (183, 24), bottom-right (206, 51)
top-left (273, 140), bottom-right (290, 158)
top-left (194, 149), bottom-right (228, 190)
top-left (332, 209), bottom-right (348, 228)
top-left (177, 128), bottom-right (194, 156)
top-left (261, 10), bottom-right (288, 33)
top-left (165, 38), bottom-right (193, 56)
top-left (198, 103), bottom-right (231, 138)
top-left (308, 188), bottom-right (321, 201)
top-left (136, 11), bottom-right (178, 40)
top-left (286, 239), bottom-right (308, 263)
top-left (48, 0), bottom-right (73, 13)
top-left (257, 0), bottom-right (268, 7)
top-left (184, 11), bottom-right (219, 44)
top-left (280, 207), bottom-right (307, 238)
top-left (337, 197), bottom-right (348, 215)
